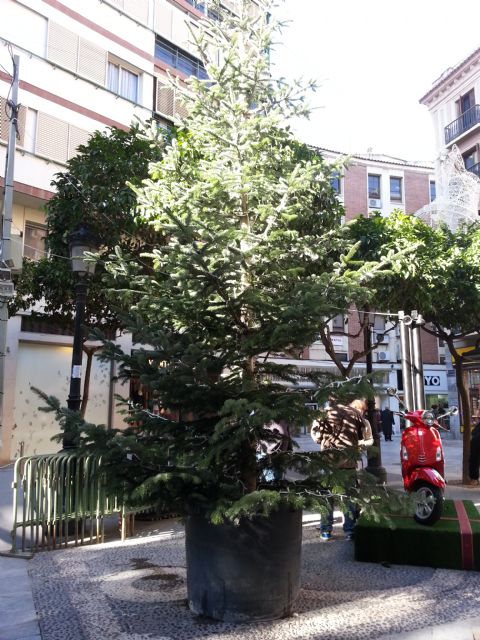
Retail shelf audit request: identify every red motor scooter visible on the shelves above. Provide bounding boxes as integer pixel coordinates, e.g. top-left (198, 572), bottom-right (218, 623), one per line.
top-left (387, 387), bottom-right (458, 526)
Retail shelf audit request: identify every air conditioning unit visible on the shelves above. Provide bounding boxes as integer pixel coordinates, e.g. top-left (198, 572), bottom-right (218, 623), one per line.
top-left (374, 332), bottom-right (389, 344)
top-left (368, 198), bottom-right (382, 208)
top-left (376, 350), bottom-right (390, 362)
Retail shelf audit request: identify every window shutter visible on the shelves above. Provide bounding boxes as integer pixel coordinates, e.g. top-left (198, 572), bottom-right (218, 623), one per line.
top-left (47, 22), bottom-right (79, 71)
top-left (16, 105), bottom-right (27, 147)
top-left (0, 98), bottom-right (26, 146)
top-left (36, 112), bottom-right (69, 163)
top-left (78, 38), bottom-right (107, 84)
top-left (48, 22), bottom-right (107, 84)
top-left (156, 80), bottom-right (175, 118)
top-left (174, 96), bottom-right (188, 120)
top-left (0, 97), bottom-right (9, 142)
top-left (156, 78), bottom-right (190, 121)
top-left (68, 125), bottom-right (91, 160)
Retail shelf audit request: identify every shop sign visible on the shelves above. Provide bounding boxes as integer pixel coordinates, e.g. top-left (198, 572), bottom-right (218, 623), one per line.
top-left (424, 371), bottom-right (447, 390)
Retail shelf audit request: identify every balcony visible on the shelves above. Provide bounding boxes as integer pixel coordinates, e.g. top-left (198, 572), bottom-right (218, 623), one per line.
top-left (445, 105), bottom-right (480, 145)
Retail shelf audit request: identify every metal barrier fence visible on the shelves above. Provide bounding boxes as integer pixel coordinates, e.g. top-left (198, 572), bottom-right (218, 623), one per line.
top-left (11, 452), bottom-right (142, 553)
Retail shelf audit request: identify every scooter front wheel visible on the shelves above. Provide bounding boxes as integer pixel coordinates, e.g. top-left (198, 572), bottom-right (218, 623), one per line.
top-left (412, 482), bottom-right (444, 526)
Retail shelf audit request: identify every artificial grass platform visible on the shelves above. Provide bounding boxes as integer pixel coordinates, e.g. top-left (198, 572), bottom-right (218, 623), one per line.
top-left (355, 500), bottom-right (480, 571)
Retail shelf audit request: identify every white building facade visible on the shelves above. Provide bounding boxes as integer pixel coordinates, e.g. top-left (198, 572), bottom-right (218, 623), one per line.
top-left (420, 47), bottom-right (480, 434)
top-left (0, 0), bottom-right (253, 463)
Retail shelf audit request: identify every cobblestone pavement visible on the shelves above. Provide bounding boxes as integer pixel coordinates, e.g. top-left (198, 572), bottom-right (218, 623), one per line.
top-left (3, 437), bottom-right (480, 640)
top-left (28, 522), bottom-right (480, 640)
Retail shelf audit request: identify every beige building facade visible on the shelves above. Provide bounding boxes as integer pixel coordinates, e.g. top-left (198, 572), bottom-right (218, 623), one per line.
top-left (420, 47), bottom-right (480, 429)
top-left (0, 0), bottom-right (247, 462)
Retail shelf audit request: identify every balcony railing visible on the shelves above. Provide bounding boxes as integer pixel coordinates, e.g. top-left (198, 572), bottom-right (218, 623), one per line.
top-left (155, 36), bottom-right (208, 80)
top-left (445, 104), bottom-right (480, 145)
top-left (468, 162), bottom-right (480, 178)
top-left (184, 0), bottom-right (220, 20)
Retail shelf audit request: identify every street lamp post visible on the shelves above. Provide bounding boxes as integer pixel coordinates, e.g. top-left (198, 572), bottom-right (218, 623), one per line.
top-left (359, 309), bottom-right (387, 483)
top-left (63, 224), bottom-right (97, 449)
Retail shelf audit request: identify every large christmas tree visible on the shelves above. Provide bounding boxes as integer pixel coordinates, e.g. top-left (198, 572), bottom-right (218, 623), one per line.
top-left (49, 0), bottom-right (391, 522)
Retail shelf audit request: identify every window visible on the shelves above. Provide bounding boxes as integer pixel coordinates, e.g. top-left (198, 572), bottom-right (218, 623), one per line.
top-left (463, 149), bottom-right (476, 170)
top-left (389, 176), bottom-right (402, 201)
top-left (430, 180), bottom-right (436, 202)
top-left (460, 89), bottom-right (475, 115)
top-left (330, 172), bottom-right (341, 195)
top-left (107, 62), bottom-right (139, 101)
top-left (185, 0), bottom-right (220, 20)
top-left (374, 315), bottom-right (385, 332)
top-left (155, 36), bottom-right (208, 80)
top-left (24, 222), bottom-right (46, 260)
top-left (368, 174), bottom-right (381, 199)
top-left (332, 314), bottom-right (344, 331)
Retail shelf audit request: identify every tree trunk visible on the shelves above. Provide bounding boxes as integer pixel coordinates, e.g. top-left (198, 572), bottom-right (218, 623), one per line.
top-left (454, 358), bottom-right (472, 483)
top-left (80, 345), bottom-right (101, 419)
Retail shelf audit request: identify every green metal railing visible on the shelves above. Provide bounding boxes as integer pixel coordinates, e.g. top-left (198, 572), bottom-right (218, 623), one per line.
top-left (10, 452), bottom-right (145, 553)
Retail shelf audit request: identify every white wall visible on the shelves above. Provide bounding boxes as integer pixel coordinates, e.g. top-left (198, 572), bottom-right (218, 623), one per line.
top-left (11, 342), bottom-right (112, 457)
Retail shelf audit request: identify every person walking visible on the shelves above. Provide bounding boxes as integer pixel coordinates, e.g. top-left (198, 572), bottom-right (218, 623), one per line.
top-left (381, 406), bottom-right (395, 441)
top-left (310, 398), bottom-right (372, 541)
top-left (468, 421), bottom-right (480, 485)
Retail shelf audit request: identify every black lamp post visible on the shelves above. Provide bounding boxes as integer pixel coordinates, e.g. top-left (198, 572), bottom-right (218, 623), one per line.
top-left (359, 309), bottom-right (387, 483)
top-left (63, 224), bottom-right (97, 449)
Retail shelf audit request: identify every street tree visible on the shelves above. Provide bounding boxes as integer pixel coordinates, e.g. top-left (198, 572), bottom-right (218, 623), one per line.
top-left (349, 210), bottom-right (480, 482)
top-left (12, 123), bottom-right (164, 415)
top-left (11, 123), bottom-right (164, 325)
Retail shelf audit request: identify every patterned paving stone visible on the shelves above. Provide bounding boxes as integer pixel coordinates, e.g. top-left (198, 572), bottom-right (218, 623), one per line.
top-left (29, 526), bottom-right (480, 640)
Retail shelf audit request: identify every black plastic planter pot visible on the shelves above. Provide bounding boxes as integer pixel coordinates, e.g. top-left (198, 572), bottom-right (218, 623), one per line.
top-left (185, 506), bottom-right (302, 622)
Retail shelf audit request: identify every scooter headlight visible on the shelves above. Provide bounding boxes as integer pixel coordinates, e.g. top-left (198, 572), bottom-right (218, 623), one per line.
top-left (421, 410), bottom-right (435, 426)
top-left (402, 445), bottom-right (408, 461)
top-left (436, 446), bottom-right (442, 461)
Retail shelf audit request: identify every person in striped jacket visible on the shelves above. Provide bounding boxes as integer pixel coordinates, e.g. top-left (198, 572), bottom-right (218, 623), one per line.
top-left (311, 398), bottom-right (372, 540)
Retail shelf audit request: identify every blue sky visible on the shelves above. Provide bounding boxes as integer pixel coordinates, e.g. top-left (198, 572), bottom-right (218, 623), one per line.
top-left (271, 0), bottom-right (480, 162)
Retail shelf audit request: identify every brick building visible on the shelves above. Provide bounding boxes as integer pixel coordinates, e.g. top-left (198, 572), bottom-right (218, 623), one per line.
top-left (268, 149), bottom-right (448, 421)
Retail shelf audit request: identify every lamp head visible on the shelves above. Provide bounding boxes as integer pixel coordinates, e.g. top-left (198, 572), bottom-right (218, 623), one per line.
top-left (69, 224), bottom-right (98, 277)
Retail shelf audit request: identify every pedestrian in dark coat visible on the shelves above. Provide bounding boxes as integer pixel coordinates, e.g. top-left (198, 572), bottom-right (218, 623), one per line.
top-left (468, 422), bottom-right (480, 485)
top-left (381, 407), bottom-right (395, 441)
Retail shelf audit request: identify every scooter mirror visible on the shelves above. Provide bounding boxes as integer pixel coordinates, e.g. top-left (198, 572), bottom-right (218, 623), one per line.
top-left (386, 387), bottom-right (397, 397)
top-left (449, 406), bottom-right (458, 416)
